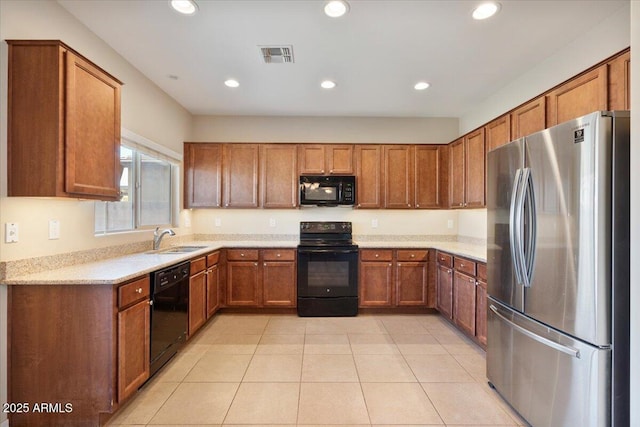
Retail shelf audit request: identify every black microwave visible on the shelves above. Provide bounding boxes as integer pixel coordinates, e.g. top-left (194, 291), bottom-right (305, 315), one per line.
top-left (299, 175), bottom-right (356, 206)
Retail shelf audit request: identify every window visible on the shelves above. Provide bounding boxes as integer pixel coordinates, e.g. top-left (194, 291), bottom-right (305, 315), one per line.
top-left (95, 134), bottom-right (180, 234)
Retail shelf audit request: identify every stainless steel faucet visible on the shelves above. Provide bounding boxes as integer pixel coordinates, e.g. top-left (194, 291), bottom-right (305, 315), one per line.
top-left (153, 227), bottom-right (176, 250)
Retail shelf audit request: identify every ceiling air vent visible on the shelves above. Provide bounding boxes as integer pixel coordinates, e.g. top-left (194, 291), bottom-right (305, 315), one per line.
top-left (260, 46), bottom-right (294, 64)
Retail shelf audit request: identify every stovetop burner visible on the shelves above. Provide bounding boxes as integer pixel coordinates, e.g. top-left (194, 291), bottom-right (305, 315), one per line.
top-left (298, 221), bottom-right (355, 247)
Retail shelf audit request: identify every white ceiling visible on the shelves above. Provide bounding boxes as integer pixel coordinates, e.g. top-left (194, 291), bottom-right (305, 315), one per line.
top-left (58, 0), bottom-right (627, 118)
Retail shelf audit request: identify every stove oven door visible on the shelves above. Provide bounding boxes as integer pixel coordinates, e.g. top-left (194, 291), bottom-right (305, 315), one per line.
top-left (297, 247), bottom-right (359, 297)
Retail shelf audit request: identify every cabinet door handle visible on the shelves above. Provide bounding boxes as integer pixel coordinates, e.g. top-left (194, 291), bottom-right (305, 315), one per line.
top-left (388, 263), bottom-right (392, 266)
top-left (460, 263), bottom-right (464, 267)
top-left (469, 278), bottom-right (474, 283)
top-left (398, 263), bottom-right (402, 266)
top-left (264, 263), bottom-right (267, 266)
top-left (321, 169), bottom-right (325, 174)
top-left (447, 269), bottom-right (452, 274)
top-left (254, 262), bottom-right (258, 266)
top-left (416, 204), bottom-right (420, 207)
top-left (329, 169), bottom-right (333, 173)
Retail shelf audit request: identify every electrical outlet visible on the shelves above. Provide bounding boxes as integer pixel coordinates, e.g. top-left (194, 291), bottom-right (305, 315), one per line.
top-left (269, 218), bottom-right (276, 228)
top-left (447, 219), bottom-right (454, 229)
top-left (371, 219), bottom-right (378, 228)
top-left (214, 218), bottom-right (222, 227)
top-left (5, 223), bottom-right (18, 243)
top-left (49, 220), bottom-right (60, 240)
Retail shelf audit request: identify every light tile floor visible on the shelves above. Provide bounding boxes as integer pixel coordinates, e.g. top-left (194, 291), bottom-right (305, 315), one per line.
top-left (107, 313), bottom-right (527, 426)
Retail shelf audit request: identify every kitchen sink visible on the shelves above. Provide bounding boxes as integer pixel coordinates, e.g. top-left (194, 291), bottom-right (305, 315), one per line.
top-left (149, 245), bottom-right (208, 254)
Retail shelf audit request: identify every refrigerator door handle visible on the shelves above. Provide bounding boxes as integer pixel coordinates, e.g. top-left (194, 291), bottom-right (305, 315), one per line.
top-left (522, 168), bottom-right (537, 287)
top-left (489, 305), bottom-right (581, 358)
top-left (509, 168), bottom-right (525, 285)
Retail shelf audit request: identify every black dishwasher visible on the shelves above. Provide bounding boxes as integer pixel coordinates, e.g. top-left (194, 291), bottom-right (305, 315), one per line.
top-left (150, 261), bottom-right (190, 377)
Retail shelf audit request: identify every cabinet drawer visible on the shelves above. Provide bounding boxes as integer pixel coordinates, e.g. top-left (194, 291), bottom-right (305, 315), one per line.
top-left (118, 276), bottom-right (150, 309)
top-left (436, 251), bottom-right (453, 267)
top-left (477, 263), bottom-right (487, 281)
top-left (190, 256), bottom-right (206, 275)
top-left (360, 249), bottom-right (393, 262)
top-left (454, 257), bottom-right (476, 276)
top-left (227, 249), bottom-right (259, 261)
top-left (207, 251), bottom-right (220, 266)
top-left (396, 249), bottom-right (428, 262)
top-left (263, 249), bottom-right (296, 261)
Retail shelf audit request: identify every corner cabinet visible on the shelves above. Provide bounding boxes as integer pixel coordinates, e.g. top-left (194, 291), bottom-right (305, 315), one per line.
top-left (7, 40), bottom-right (122, 200)
top-left (436, 251), bottom-right (487, 348)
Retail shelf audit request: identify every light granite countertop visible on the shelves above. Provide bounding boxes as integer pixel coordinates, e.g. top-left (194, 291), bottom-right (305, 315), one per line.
top-left (1, 240), bottom-right (485, 286)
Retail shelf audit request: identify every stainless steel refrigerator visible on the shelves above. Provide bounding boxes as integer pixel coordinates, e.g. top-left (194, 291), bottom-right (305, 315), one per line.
top-left (486, 111), bottom-right (629, 426)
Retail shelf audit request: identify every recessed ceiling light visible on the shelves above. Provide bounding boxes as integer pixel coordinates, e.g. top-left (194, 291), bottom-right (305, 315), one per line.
top-left (170, 0), bottom-right (198, 15)
top-left (472, 2), bottom-right (500, 20)
top-left (224, 79), bottom-right (240, 88)
top-left (324, 0), bottom-right (349, 18)
top-left (321, 80), bottom-right (337, 89)
top-left (414, 82), bottom-right (430, 91)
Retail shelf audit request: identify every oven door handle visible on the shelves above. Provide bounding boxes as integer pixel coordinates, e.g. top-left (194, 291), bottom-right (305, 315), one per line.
top-left (297, 248), bottom-right (359, 254)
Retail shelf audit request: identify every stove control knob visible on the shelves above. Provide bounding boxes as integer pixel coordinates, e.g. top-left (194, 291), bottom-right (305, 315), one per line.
top-left (326, 289), bottom-right (331, 293)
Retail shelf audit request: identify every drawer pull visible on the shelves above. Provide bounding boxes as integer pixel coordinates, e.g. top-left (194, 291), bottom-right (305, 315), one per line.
top-left (410, 254), bottom-right (415, 258)
top-left (460, 263), bottom-right (464, 267)
top-left (241, 253), bottom-right (245, 257)
top-left (136, 288), bottom-right (143, 294)
top-left (277, 253), bottom-right (281, 257)
top-left (375, 254), bottom-right (379, 258)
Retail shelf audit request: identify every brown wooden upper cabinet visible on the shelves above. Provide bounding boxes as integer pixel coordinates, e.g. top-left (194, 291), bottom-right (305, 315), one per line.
top-left (450, 130), bottom-right (485, 208)
top-left (355, 145), bottom-right (383, 208)
top-left (608, 50), bottom-right (631, 111)
top-left (485, 115), bottom-right (512, 153)
top-left (223, 144), bottom-right (259, 208)
top-left (299, 144), bottom-right (354, 175)
top-left (415, 145), bottom-right (442, 209)
top-left (260, 144), bottom-right (298, 208)
top-left (546, 64), bottom-right (608, 127)
top-left (184, 143), bottom-right (222, 208)
top-left (7, 40), bottom-right (122, 200)
top-left (384, 145), bottom-right (414, 208)
top-left (510, 96), bottom-right (547, 139)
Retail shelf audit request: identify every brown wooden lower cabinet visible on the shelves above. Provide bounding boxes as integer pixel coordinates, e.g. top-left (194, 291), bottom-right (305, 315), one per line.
top-left (436, 263), bottom-right (453, 319)
top-left (226, 248), bottom-right (296, 308)
top-left (359, 249), bottom-right (432, 308)
top-left (436, 250), bottom-right (487, 348)
top-left (7, 276), bottom-right (151, 426)
top-left (206, 263), bottom-right (220, 317)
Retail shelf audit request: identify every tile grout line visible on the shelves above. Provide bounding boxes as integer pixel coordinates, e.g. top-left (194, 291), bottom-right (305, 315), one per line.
top-left (219, 314), bottom-right (268, 425)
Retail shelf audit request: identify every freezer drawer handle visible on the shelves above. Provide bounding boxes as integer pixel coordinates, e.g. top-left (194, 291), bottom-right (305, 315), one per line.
top-left (489, 305), bottom-right (580, 359)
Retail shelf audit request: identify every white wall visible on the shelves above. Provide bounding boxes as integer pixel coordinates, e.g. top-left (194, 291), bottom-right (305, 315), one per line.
top-left (459, 3), bottom-right (630, 134)
top-left (192, 115), bottom-right (459, 144)
top-left (629, 1), bottom-right (638, 423)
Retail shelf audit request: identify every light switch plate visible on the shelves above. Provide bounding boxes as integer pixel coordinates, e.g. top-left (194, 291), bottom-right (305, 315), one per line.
top-left (5, 222), bottom-right (18, 243)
